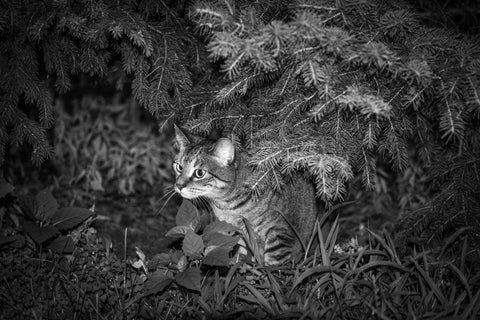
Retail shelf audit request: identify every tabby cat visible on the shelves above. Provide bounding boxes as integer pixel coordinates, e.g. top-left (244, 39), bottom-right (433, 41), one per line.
top-left (173, 126), bottom-right (319, 265)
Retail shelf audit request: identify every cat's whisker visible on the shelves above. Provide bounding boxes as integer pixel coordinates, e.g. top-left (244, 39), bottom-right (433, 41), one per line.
top-left (197, 197), bottom-right (212, 215)
top-left (159, 185), bottom-right (175, 193)
top-left (191, 197), bottom-right (200, 209)
top-left (156, 187), bottom-right (175, 203)
top-left (191, 196), bottom-right (202, 209)
top-left (155, 190), bottom-right (178, 217)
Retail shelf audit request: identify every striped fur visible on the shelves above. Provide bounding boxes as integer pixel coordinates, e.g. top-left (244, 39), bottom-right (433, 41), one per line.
top-left (173, 127), bottom-right (318, 265)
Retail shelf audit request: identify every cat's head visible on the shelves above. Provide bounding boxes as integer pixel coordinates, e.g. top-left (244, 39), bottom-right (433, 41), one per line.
top-left (172, 125), bottom-right (237, 200)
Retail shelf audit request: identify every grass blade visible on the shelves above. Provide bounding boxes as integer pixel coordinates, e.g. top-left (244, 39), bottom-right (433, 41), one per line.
top-left (462, 290), bottom-right (480, 319)
top-left (325, 215), bottom-right (339, 257)
top-left (291, 266), bottom-right (346, 292)
top-left (266, 269), bottom-right (285, 311)
top-left (241, 217), bottom-right (264, 266)
top-left (447, 263), bottom-right (472, 299)
top-left (243, 282), bottom-right (276, 315)
top-left (410, 257), bottom-right (446, 305)
top-left (439, 227), bottom-right (471, 259)
top-left (367, 229), bottom-right (398, 263)
top-left (317, 222), bottom-right (330, 266)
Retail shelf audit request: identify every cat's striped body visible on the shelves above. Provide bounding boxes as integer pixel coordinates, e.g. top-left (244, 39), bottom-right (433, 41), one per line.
top-left (173, 126), bottom-right (318, 265)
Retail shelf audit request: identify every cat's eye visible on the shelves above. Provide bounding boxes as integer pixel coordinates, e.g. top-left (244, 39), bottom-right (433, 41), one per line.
top-left (173, 163), bottom-right (183, 173)
top-left (193, 169), bottom-right (206, 179)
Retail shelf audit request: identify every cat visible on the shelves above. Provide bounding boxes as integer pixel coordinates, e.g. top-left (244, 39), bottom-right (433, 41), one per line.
top-left (172, 125), bottom-right (319, 266)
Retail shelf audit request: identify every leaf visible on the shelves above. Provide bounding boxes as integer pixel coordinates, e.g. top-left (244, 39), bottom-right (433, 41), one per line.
top-left (291, 266), bottom-right (346, 292)
top-left (89, 170), bottom-right (104, 192)
top-left (176, 199), bottom-right (200, 226)
top-left (177, 255), bottom-right (187, 272)
top-left (203, 247), bottom-right (230, 267)
top-left (170, 250), bottom-right (184, 264)
top-left (23, 221), bottom-right (59, 244)
top-left (47, 235), bottom-right (75, 253)
top-left (18, 195), bottom-right (38, 221)
top-left (35, 189), bottom-right (59, 221)
top-left (203, 232), bottom-right (239, 252)
top-left (243, 282), bottom-right (276, 315)
top-left (52, 207), bottom-right (94, 231)
top-left (0, 177), bottom-right (14, 198)
top-left (0, 234), bottom-right (24, 248)
top-left (150, 253), bottom-right (171, 267)
top-left (131, 259), bottom-right (145, 270)
top-left (203, 220), bottom-right (239, 236)
top-left (144, 271), bottom-right (173, 296)
top-left (175, 267), bottom-right (201, 292)
top-left (165, 225), bottom-right (192, 238)
top-left (182, 230), bottom-right (205, 257)
top-left (0, 235), bottom-right (17, 247)
top-left (135, 246), bottom-right (146, 261)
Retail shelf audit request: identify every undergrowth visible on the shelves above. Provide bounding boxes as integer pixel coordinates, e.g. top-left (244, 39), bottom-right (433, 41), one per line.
top-left (1, 178), bottom-right (479, 320)
top-left (53, 96), bottom-right (172, 197)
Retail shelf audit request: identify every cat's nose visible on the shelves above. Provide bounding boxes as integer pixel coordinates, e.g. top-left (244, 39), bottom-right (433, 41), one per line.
top-left (175, 182), bottom-right (187, 190)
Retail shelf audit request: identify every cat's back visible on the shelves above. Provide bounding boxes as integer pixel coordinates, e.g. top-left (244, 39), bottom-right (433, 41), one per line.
top-left (273, 174), bottom-right (318, 241)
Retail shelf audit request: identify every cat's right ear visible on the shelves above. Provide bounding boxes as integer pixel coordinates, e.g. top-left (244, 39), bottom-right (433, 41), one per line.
top-left (174, 124), bottom-right (190, 151)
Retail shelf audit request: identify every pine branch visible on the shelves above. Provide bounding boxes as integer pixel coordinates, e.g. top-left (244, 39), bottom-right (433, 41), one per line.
top-left (0, 0), bottom-right (199, 165)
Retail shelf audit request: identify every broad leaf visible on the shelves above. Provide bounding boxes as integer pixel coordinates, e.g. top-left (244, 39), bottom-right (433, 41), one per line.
top-left (23, 221), bottom-right (59, 244)
top-left (203, 247), bottom-right (230, 267)
top-left (203, 220), bottom-right (239, 236)
top-left (182, 230), bottom-right (204, 257)
top-left (19, 195), bottom-right (38, 221)
top-left (52, 207), bottom-right (94, 231)
top-left (35, 189), bottom-right (59, 221)
top-left (0, 177), bottom-right (13, 198)
top-left (144, 271), bottom-right (173, 296)
top-left (47, 235), bottom-right (75, 253)
top-left (203, 232), bottom-right (239, 252)
top-left (165, 225), bottom-right (192, 238)
top-left (175, 267), bottom-right (201, 292)
top-left (170, 250), bottom-right (184, 264)
top-left (176, 255), bottom-right (187, 272)
top-left (150, 253), bottom-right (171, 267)
top-left (190, 216), bottom-right (201, 233)
top-left (176, 199), bottom-right (199, 226)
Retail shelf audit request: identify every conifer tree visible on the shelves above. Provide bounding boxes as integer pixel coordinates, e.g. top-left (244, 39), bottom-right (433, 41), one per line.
top-left (180, 0), bottom-right (480, 262)
top-left (183, 0), bottom-right (479, 198)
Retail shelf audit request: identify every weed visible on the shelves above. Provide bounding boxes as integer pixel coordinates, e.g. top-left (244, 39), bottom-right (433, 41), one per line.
top-left (54, 97), bottom-right (172, 197)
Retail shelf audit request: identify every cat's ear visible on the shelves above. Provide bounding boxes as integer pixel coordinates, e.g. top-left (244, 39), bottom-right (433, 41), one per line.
top-left (174, 124), bottom-right (190, 151)
top-left (212, 138), bottom-right (235, 166)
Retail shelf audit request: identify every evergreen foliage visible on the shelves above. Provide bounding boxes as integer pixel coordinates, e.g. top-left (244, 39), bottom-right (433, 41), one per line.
top-left (0, 0), bottom-right (198, 165)
top-left (184, 0), bottom-right (480, 201)
top-left (180, 0), bottom-right (480, 261)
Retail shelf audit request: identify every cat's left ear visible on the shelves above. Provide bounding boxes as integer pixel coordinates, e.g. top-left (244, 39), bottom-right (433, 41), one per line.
top-left (213, 138), bottom-right (235, 166)
top-left (174, 124), bottom-right (190, 151)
